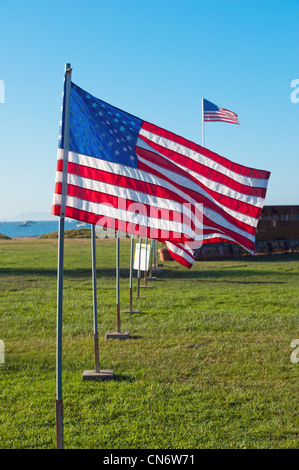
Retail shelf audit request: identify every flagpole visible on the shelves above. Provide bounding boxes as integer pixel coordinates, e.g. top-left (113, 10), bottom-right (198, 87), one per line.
top-left (129, 235), bottom-right (134, 310)
top-left (152, 239), bottom-right (161, 273)
top-left (202, 98), bottom-right (205, 147)
top-left (56, 62), bottom-right (72, 450)
top-left (122, 234), bottom-right (140, 314)
top-left (91, 224), bottom-right (100, 372)
top-left (82, 224), bottom-right (114, 380)
top-left (116, 231), bottom-right (121, 333)
top-left (141, 237), bottom-right (153, 289)
top-left (142, 237), bottom-right (148, 287)
top-left (136, 236), bottom-right (143, 299)
top-left (105, 232), bottom-right (129, 339)
top-left (149, 239), bottom-right (153, 277)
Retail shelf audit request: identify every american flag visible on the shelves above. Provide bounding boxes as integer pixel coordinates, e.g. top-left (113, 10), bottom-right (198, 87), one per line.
top-left (203, 99), bottom-right (240, 124)
top-left (52, 82), bottom-right (270, 268)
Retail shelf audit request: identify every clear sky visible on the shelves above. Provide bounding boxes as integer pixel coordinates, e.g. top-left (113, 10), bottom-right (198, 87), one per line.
top-left (0, 0), bottom-right (298, 220)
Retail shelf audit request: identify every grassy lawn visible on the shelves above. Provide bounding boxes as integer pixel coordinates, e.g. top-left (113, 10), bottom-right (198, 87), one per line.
top-left (0, 237), bottom-right (298, 449)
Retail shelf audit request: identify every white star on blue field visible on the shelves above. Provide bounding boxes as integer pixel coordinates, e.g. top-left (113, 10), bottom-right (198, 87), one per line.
top-left (59, 83), bottom-right (144, 168)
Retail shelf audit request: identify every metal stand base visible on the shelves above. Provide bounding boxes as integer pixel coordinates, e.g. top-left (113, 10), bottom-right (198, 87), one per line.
top-left (105, 332), bottom-right (130, 340)
top-left (147, 276), bottom-right (157, 281)
top-left (82, 369), bottom-right (114, 380)
top-left (55, 399), bottom-right (64, 449)
top-left (140, 285), bottom-right (153, 289)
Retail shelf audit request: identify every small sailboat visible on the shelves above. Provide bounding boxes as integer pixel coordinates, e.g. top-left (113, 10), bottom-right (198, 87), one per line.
top-left (19, 220), bottom-right (31, 227)
top-left (19, 212), bottom-right (37, 227)
top-left (76, 222), bottom-right (89, 227)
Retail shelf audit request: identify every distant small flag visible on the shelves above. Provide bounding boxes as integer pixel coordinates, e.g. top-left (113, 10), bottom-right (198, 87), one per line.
top-left (203, 99), bottom-right (240, 125)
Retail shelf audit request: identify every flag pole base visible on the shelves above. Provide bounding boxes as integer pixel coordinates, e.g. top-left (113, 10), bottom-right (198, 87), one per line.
top-left (134, 296), bottom-right (146, 299)
top-left (82, 369), bottom-right (114, 381)
top-left (105, 332), bottom-right (130, 340)
top-left (55, 399), bottom-right (64, 449)
top-left (122, 289), bottom-right (141, 313)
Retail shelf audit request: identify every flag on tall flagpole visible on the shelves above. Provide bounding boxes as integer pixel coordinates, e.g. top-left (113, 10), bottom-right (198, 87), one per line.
top-left (52, 80), bottom-right (270, 268)
top-left (203, 99), bottom-right (240, 125)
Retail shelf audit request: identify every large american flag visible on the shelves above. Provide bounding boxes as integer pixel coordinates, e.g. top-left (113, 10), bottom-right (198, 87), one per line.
top-left (52, 82), bottom-right (270, 268)
top-left (203, 99), bottom-right (240, 125)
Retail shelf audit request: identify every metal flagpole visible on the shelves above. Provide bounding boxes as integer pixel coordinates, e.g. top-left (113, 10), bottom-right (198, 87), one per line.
top-left (116, 231), bottom-right (121, 333)
top-left (141, 237), bottom-right (153, 289)
top-left (149, 239), bottom-right (153, 277)
top-left (152, 239), bottom-right (161, 273)
top-left (105, 232), bottom-right (129, 339)
top-left (56, 62), bottom-right (72, 450)
top-left (137, 236), bottom-right (141, 297)
top-left (202, 98), bottom-right (205, 147)
top-left (122, 234), bottom-right (140, 314)
top-left (135, 236), bottom-right (145, 299)
top-left (147, 239), bottom-right (156, 281)
top-left (129, 235), bottom-right (134, 310)
top-left (82, 224), bottom-right (114, 379)
top-left (56, 216), bottom-right (64, 449)
top-left (91, 225), bottom-right (100, 372)
top-left (143, 237), bottom-right (148, 287)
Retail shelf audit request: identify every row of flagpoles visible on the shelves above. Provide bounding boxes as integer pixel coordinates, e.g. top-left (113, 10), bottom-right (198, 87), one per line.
top-left (82, 231), bottom-right (158, 381)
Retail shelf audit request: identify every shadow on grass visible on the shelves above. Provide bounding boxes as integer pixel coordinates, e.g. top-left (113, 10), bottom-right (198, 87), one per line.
top-left (0, 267), bottom-right (296, 284)
top-left (0, 267), bottom-right (131, 279)
top-left (1, 253), bottom-right (298, 281)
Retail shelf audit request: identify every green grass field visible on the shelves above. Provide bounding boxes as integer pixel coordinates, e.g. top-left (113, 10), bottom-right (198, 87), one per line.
top-left (0, 237), bottom-right (298, 449)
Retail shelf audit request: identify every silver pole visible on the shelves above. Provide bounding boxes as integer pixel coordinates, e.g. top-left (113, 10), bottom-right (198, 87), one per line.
top-left (144, 237), bottom-right (148, 286)
top-left (154, 239), bottom-right (158, 270)
top-left (202, 98), bottom-right (205, 147)
top-left (56, 215), bottom-right (64, 449)
top-left (129, 234), bottom-right (134, 309)
top-left (91, 225), bottom-right (100, 372)
top-left (122, 234), bottom-right (140, 314)
top-left (56, 62), bottom-right (72, 450)
top-left (149, 239), bottom-right (153, 277)
top-left (137, 236), bottom-right (142, 298)
top-left (116, 231), bottom-right (121, 332)
top-left (129, 234), bottom-right (134, 290)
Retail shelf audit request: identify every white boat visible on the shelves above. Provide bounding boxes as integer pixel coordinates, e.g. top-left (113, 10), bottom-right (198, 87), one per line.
top-left (19, 220), bottom-right (31, 227)
top-left (76, 222), bottom-right (89, 227)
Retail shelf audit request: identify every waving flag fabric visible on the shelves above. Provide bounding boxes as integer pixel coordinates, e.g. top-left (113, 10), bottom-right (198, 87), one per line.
top-left (203, 99), bottom-right (240, 124)
top-left (52, 82), bottom-right (270, 268)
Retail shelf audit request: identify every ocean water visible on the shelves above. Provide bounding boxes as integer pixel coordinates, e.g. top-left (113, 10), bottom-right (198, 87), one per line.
top-left (0, 220), bottom-right (90, 238)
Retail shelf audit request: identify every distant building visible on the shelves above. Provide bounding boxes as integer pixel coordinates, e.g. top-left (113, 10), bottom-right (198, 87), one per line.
top-left (195, 205), bottom-right (299, 260)
top-left (256, 205), bottom-right (299, 241)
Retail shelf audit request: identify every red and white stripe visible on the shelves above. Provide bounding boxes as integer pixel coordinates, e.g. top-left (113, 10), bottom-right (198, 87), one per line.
top-left (204, 108), bottom-right (240, 124)
top-left (52, 121), bottom-right (270, 268)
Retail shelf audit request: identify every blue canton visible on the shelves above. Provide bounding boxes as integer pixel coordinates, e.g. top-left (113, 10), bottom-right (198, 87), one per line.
top-left (59, 82), bottom-right (143, 168)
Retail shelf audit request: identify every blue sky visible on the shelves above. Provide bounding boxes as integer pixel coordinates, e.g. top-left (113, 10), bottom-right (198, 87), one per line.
top-left (0, 0), bottom-right (298, 220)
